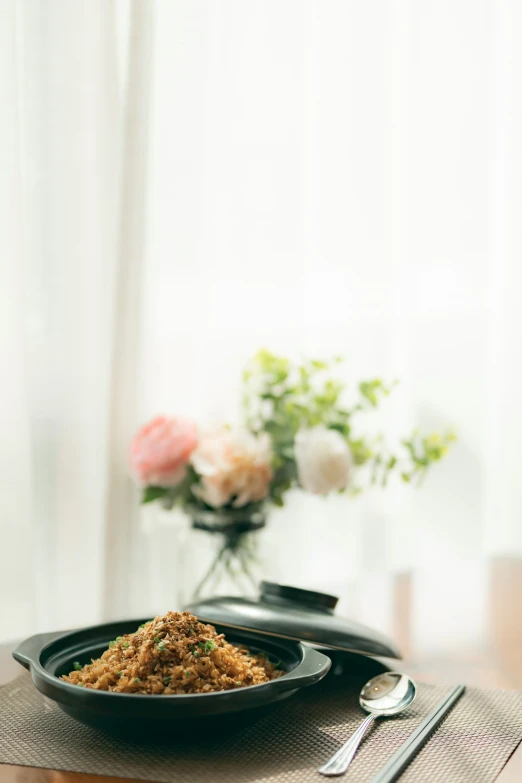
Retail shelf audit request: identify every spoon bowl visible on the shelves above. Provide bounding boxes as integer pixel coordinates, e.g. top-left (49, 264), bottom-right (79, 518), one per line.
top-left (360, 672), bottom-right (417, 716)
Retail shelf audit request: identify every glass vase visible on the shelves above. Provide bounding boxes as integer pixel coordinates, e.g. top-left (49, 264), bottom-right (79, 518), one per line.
top-left (184, 504), bottom-right (271, 601)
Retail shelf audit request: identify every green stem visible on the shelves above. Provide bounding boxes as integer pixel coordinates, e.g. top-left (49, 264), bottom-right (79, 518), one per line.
top-left (192, 539), bottom-right (230, 599)
top-left (237, 546), bottom-right (259, 590)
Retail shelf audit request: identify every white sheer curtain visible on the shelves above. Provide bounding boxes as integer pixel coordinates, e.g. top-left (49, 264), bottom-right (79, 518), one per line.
top-left (2, 0), bottom-right (522, 644)
top-left (140, 0), bottom-right (522, 611)
top-left (0, 0), bottom-right (151, 642)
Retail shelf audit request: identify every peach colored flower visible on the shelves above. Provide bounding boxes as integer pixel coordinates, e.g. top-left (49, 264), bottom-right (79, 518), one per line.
top-left (129, 415), bottom-right (198, 487)
top-left (191, 429), bottom-right (273, 508)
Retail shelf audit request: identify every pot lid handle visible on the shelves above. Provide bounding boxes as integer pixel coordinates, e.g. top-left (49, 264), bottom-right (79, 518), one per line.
top-left (260, 582), bottom-right (339, 612)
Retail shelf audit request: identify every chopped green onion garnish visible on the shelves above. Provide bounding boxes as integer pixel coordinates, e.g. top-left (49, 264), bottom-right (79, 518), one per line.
top-left (154, 636), bottom-right (161, 643)
top-left (139, 623), bottom-right (146, 629)
top-left (198, 640), bottom-right (217, 653)
top-left (236, 681), bottom-right (242, 686)
top-left (157, 641), bottom-right (166, 651)
top-left (134, 678), bottom-right (140, 683)
top-left (115, 636), bottom-right (123, 642)
top-left (163, 676), bottom-right (171, 685)
top-left (185, 670), bottom-right (191, 678)
top-left (73, 661), bottom-right (82, 671)
top-left (109, 641), bottom-right (116, 648)
top-left (77, 683), bottom-right (84, 687)
top-left (122, 642), bottom-right (130, 648)
top-left (118, 671), bottom-right (123, 678)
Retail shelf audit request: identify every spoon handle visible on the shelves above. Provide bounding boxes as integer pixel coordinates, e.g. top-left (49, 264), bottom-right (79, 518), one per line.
top-left (319, 713), bottom-right (377, 776)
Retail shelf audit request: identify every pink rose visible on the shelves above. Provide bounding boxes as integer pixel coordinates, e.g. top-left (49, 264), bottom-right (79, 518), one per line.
top-left (129, 415), bottom-right (198, 487)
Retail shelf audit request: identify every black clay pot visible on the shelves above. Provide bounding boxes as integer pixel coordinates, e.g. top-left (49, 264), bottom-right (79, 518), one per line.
top-left (13, 619), bottom-right (331, 734)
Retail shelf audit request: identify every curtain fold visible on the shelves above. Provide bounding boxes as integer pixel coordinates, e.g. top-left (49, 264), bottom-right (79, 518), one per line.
top-left (0, 0), bottom-right (35, 639)
top-left (103, 0), bottom-right (155, 621)
top-left (0, 0), bottom-right (151, 642)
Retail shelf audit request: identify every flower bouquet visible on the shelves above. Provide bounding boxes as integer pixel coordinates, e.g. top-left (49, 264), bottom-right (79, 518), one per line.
top-left (130, 350), bottom-right (454, 599)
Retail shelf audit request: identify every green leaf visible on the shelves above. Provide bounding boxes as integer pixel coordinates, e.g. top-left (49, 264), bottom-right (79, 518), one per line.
top-left (329, 422), bottom-right (351, 437)
top-left (350, 439), bottom-right (373, 466)
top-left (347, 486), bottom-right (363, 497)
top-left (359, 380), bottom-right (383, 407)
top-left (141, 486), bottom-right (169, 504)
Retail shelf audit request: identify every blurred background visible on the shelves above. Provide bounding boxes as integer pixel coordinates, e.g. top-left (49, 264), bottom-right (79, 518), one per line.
top-left (2, 0), bottom-right (522, 655)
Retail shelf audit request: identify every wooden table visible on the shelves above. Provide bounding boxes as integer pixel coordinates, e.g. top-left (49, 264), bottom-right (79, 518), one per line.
top-left (1, 555), bottom-right (521, 783)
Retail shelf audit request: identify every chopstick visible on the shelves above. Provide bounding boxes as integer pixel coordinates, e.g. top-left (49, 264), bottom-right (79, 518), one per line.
top-left (369, 684), bottom-right (466, 783)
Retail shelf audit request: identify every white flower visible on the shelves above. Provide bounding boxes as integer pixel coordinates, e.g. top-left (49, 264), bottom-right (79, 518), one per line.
top-left (295, 426), bottom-right (352, 495)
top-left (190, 429), bottom-right (273, 508)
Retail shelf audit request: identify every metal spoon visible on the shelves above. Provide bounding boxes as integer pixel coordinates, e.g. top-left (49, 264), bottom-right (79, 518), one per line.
top-left (318, 672), bottom-right (417, 777)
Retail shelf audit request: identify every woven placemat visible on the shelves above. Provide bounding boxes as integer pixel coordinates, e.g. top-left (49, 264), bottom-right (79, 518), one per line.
top-left (1, 669), bottom-right (522, 783)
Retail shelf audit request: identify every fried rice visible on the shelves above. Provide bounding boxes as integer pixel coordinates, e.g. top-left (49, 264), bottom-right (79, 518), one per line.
top-left (62, 611), bottom-right (282, 694)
